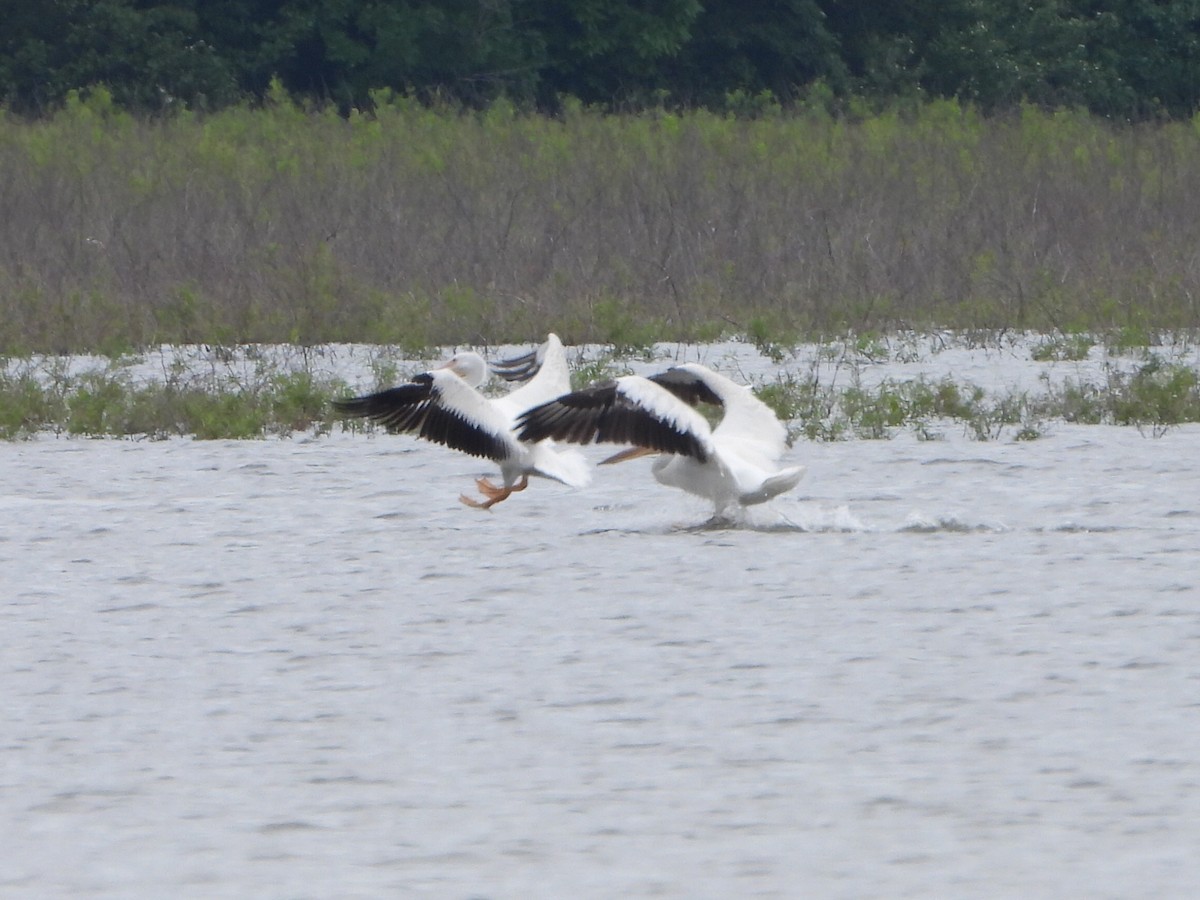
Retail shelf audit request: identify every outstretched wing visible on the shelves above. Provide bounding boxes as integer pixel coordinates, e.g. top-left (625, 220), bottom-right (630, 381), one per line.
top-left (489, 347), bottom-right (541, 384)
top-left (516, 376), bottom-right (714, 462)
top-left (648, 367), bottom-right (724, 408)
top-left (492, 334), bottom-right (572, 421)
top-left (333, 371), bottom-right (517, 463)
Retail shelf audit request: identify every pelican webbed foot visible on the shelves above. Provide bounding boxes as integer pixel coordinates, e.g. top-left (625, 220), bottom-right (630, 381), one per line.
top-left (459, 474), bottom-right (529, 510)
top-left (475, 477), bottom-right (506, 499)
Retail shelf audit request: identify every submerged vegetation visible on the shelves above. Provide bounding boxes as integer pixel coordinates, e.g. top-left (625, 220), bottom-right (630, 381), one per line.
top-left (3, 335), bottom-right (1199, 442)
top-left (754, 353), bottom-right (1200, 444)
top-left (0, 352), bottom-right (346, 441)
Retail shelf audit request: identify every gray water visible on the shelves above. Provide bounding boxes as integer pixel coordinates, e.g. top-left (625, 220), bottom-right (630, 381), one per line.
top-left (3, 425), bottom-right (1200, 898)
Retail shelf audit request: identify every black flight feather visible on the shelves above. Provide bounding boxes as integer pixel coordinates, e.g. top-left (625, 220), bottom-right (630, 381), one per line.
top-left (516, 377), bottom-right (710, 462)
top-left (332, 374), bottom-right (513, 462)
top-left (489, 347), bottom-right (542, 383)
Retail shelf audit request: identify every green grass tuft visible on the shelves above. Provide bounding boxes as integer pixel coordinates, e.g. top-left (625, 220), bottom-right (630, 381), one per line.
top-left (4, 335), bottom-right (1200, 441)
top-left (1031, 334), bottom-right (1094, 361)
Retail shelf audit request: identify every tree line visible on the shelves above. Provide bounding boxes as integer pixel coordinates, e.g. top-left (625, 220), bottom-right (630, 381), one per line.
top-left (3, 0), bottom-right (1199, 119)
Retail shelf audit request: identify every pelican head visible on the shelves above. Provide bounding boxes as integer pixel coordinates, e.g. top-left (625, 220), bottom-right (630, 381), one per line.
top-left (435, 351), bottom-right (488, 388)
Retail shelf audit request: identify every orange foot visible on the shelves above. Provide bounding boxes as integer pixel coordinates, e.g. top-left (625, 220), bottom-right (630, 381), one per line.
top-left (460, 475), bottom-right (528, 510)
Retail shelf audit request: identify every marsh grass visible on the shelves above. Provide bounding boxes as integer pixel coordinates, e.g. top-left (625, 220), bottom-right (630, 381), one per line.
top-left (1050, 356), bottom-right (1200, 436)
top-left (567, 350), bottom-right (635, 391)
top-left (1031, 334), bottom-right (1094, 362)
top-left (3, 332), bottom-right (1198, 441)
top-left (0, 349), bottom-right (350, 439)
top-left (754, 368), bottom-right (1037, 443)
top-left (749, 331), bottom-right (1200, 442)
top-left (5, 96), bottom-right (1200, 355)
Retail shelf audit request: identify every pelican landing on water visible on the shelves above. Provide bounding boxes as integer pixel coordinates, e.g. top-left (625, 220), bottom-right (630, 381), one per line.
top-left (332, 334), bottom-right (589, 509)
top-left (516, 363), bottom-right (805, 515)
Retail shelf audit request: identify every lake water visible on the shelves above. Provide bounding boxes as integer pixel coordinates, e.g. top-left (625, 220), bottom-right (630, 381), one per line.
top-left (3, 340), bottom-right (1200, 897)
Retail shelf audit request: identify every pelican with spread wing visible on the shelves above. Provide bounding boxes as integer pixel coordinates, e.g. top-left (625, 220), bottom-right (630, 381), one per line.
top-left (516, 363), bottom-right (804, 514)
top-left (333, 334), bottom-right (589, 509)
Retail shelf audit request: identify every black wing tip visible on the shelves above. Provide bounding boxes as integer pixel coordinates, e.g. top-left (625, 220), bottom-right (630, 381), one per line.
top-left (516, 381), bottom-right (625, 446)
top-left (651, 367), bottom-right (724, 408)
top-left (513, 404), bottom-right (558, 444)
top-left (331, 380), bottom-right (435, 426)
top-left (517, 379), bottom-right (712, 460)
top-left (684, 435), bottom-right (710, 463)
top-left (333, 382), bottom-right (515, 462)
top-left (332, 396), bottom-right (369, 417)
top-left (490, 347), bottom-right (541, 383)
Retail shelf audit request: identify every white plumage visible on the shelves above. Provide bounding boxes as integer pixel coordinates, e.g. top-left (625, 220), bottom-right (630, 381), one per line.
top-left (333, 334), bottom-right (589, 509)
top-left (517, 363), bottom-right (805, 514)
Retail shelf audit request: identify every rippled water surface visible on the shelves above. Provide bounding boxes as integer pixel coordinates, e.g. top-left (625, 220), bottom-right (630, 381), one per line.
top-left (4, 391), bottom-right (1200, 896)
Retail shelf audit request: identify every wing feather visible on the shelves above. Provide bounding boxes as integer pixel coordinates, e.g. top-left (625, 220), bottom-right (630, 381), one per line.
top-left (491, 334), bottom-right (572, 421)
top-left (654, 364), bottom-right (790, 462)
top-left (489, 348), bottom-right (541, 383)
top-left (648, 367), bottom-right (724, 408)
top-left (333, 371), bottom-right (516, 462)
top-left (517, 376), bottom-right (713, 461)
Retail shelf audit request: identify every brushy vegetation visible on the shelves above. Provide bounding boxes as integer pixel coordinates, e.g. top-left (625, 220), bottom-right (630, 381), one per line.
top-left (750, 341), bottom-right (1200, 443)
top-left (0, 349), bottom-right (349, 440)
top-left (4, 93), bottom-right (1199, 442)
top-left (5, 94), bottom-right (1200, 355)
top-left (4, 337), bottom-right (1199, 442)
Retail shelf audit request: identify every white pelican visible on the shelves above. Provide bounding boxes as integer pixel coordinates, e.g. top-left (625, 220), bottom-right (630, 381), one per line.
top-left (333, 334), bottom-right (589, 509)
top-left (516, 363), bottom-right (805, 514)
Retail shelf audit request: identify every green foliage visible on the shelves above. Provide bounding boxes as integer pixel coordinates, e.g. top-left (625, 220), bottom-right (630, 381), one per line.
top-left (1106, 324), bottom-right (1155, 355)
top-left (267, 371), bottom-right (334, 435)
top-left (592, 297), bottom-right (662, 357)
top-left (66, 370), bottom-right (135, 436)
top-left (0, 4), bottom-right (239, 114)
top-left (0, 367), bottom-right (67, 439)
top-left (171, 391), bottom-right (263, 440)
top-left (1109, 356), bottom-right (1200, 433)
top-left (1049, 378), bottom-right (1108, 425)
top-left (748, 355), bottom-right (1200, 444)
top-left (366, 352), bottom-right (415, 393)
top-left (1031, 334), bottom-right (1094, 361)
top-left (568, 351), bottom-right (632, 392)
top-left (155, 285), bottom-right (209, 345)
top-left (0, 351), bottom-right (348, 440)
top-left (4, 333), bottom-right (1200, 442)
top-left (4, 101), bottom-right (1200, 354)
top-left (534, 0), bottom-right (703, 107)
top-left (848, 331), bottom-right (889, 363)
top-left (2, 0), bottom-right (1198, 118)
top-left (1040, 355), bottom-right (1200, 435)
top-left (838, 376), bottom-right (1000, 440)
top-left (823, 0), bottom-right (1199, 118)
top-left (746, 315), bottom-right (799, 363)
top-left (754, 371), bottom-right (837, 442)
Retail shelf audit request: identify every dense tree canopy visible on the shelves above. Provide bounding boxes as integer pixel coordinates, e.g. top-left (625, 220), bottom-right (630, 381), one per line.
top-left (2, 0), bottom-right (1198, 117)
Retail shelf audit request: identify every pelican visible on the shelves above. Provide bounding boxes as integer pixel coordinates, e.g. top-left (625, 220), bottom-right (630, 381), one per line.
top-left (332, 334), bottom-right (589, 509)
top-left (516, 363), bottom-right (805, 514)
